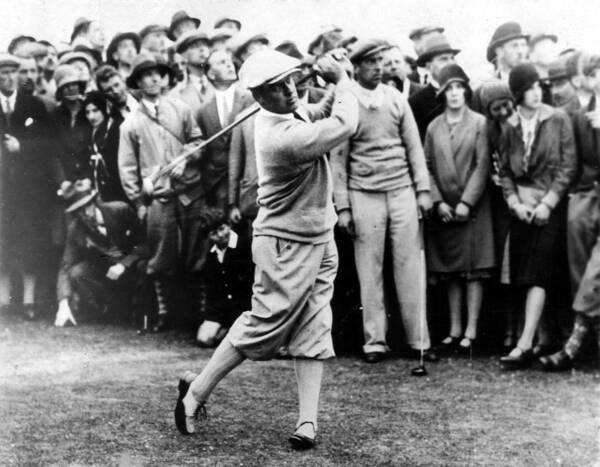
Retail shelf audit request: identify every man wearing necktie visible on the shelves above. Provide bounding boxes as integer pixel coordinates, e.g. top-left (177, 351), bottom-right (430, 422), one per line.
top-left (0, 53), bottom-right (53, 320)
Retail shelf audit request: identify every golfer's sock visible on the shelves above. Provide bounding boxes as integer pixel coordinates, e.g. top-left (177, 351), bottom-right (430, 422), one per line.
top-left (182, 391), bottom-right (199, 417)
top-left (564, 313), bottom-right (591, 359)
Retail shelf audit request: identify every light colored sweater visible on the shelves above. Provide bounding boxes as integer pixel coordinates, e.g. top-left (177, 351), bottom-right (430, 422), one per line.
top-left (252, 79), bottom-right (358, 244)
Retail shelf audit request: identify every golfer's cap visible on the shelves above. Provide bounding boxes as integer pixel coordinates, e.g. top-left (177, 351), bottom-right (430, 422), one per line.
top-left (239, 49), bottom-right (301, 89)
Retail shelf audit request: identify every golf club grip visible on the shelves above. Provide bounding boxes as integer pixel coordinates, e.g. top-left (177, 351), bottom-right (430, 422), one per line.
top-left (151, 72), bottom-right (320, 184)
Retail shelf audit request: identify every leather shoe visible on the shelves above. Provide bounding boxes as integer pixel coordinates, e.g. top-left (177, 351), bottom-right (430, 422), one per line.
top-left (408, 348), bottom-right (439, 362)
top-left (364, 351), bottom-right (387, 363)
top-left (539, 350), bottom-right (573, 372)
top-left (289, 421), bottom-right (316, 450)
top-left (174, 371), bottom-right (204, 435)
top-left (500, 347), bottom-right (533, 368)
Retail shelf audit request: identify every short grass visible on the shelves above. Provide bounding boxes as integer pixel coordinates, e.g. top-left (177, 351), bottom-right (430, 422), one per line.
top-left (0, 316), bottom-right (598, 466)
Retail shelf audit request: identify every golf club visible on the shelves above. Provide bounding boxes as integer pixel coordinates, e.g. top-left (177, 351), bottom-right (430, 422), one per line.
top-left (411, 225), bottom-right (428, 377)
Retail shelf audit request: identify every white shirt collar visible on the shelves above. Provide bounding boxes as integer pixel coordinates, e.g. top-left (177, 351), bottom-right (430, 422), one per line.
top-left (1, 91), bottom-right (17, 113)
top-left (214, 84), bottom-right (237, 127)
top-left (141, 98), bottom-right (159, 117)
top-left (209, 230), bottom-right (238, 263)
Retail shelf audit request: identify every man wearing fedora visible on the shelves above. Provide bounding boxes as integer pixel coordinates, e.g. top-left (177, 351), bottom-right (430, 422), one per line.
top-left (487, 21), bottom-right (530, 83)
top-left (173, 49), bottom-right (358, 449)
top-left (105, 32), bottom-right (140, 80)
top-left (407, 26), bottom-right (445, 85)
top-left (139, 24), bottom-right (169, 61)
top-left (119, 53), bottom-right (205, 332)
top-left (545, 57), bottom-right (581, 116)
top-left (168, 10), bottom-right (201, 42)
top-left (0, 53), bottom-right (53, 320)
top-left (408, 34), bottom-right (460, 140)
top-left (170, 30), bottom-right (214, 118)
top-left (331, 39), bottom-right (436, 364)
top-left (54, 179), bottom-right (146, 326)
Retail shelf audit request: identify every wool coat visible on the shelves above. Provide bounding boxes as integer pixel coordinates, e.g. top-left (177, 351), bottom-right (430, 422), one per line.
top-left (424, 108), bottom-right (496, 275)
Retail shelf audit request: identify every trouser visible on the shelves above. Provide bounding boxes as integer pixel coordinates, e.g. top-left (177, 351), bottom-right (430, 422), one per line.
top-left (350, 187), bottom-right (431, 354)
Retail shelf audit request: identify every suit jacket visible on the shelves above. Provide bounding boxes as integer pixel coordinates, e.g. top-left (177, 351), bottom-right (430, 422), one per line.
top-left (57, 201), bottom-right (147, 300)
top-left (571, 95), bottom-right (600, 193)
top-left (408, 83), bottom-right (444, 141)
top-left (424, 108), bottom-right (496, 273)
top-left (168, 76), bottom-right (213, 122)
top-left (228, 113), bottom-right (259, 218)
top-left (197, 85), bottom-right (253, 203)
top-left (50, 103), bottom-right (91, 182)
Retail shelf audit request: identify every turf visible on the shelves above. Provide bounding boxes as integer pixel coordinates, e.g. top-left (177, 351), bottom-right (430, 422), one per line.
top-left (0, 317), bottom-right (597, 466)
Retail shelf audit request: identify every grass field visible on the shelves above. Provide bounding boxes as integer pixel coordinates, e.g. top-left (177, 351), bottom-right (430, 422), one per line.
top-left (0, 316), bottom-right (598, 466)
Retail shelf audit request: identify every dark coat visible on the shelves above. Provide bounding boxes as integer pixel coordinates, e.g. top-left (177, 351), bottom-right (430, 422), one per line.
top-left (425, 108), bottom-right (496, 274)
top-left (408, 83), bottom-right (444, 141)
top-left (50, 103), bottom-right (91, 182)
top-left (204, 238), bottom-right (253, 327)
top-left (197, 86), bottom-right (253, 208)
top-left (571, 95), bottom-right (600, 193)
top-left (0, 91), bottom-right (54, 271)
top-left (228, 113), bottom-right (258, 219)
top-left (57, 200), bottom-right (146, 300)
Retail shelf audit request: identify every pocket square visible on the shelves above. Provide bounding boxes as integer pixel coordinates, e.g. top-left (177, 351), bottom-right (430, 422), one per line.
top-left (25, 117), bottom-right (34, 127)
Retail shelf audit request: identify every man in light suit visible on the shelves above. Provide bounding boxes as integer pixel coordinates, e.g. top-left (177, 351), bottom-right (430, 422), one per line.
top-left (197, 49), bottom-right (253, 210)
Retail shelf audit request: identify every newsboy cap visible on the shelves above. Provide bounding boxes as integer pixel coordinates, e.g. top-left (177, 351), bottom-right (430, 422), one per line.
top-left (0, 53), bottom-right (21, 69)
top-left (175, 30), bottom-right (210, 54)
top-left (168, 10), bottom-right (201, 41)
top-left (239, 49), bottom-right (301, 89)
top-left (416, 34), bottom-right (460, 67)
top-left (348, 39), bottom-right (391, 64)
top-left (487, 21), bottom-right (530, 63)
top-left (408, 26), bottom-right (444, 41)
top-left (126, 52), bottom-right (173, 89)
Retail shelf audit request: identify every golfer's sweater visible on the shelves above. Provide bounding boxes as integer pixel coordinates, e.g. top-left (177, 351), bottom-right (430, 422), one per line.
top-left (252, 79), bottom-right (358, 244)
top-left (331, 83), bottom-right (430, 212)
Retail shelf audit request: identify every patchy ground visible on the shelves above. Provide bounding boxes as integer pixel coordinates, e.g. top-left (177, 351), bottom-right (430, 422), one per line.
top-left (0, 316), bottom-right (598, 466)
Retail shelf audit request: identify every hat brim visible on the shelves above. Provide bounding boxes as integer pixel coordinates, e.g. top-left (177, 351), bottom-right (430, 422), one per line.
top-left (175, 34), bottom-right (211, 54)
top-left (0, 59), bottom-right (21, 69)
top-left (436, 77), bottom-right (471, 97)
top-left (65, 191), bottom-right (98, 213)
top-left (409, 27), bottom-right (445, 41)
top-left (544, 73), bottom-right (569, 83)
top-left (265, 68), bottom-right (302, 86)
top-left (350, 44), bottom-right (392, 64)
top-left (416, 47), bottom-right (460, 67)
top-left (168, 17), bottom-right (201, 41)
top-left (214, 18), bottom-right (241, 30)
top-left (486, 34), bottom-right (531, 63)
top-left (106, 32), bottom-right (141, 62)
top-left (235, 35), bottom-right (269, 57)
top-left (55, 80), bottom-right (87, 99)
top-left (126, 62), bottom-right (173, 89)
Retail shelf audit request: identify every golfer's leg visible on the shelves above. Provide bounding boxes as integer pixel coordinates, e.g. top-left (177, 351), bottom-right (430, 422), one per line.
top-left (294, 359), bottom-right (323, 437)
top-left (350, 190), bottom-right (388, 354)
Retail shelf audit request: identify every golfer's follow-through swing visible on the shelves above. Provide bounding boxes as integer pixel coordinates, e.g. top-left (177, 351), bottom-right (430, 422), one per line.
top-left (172, 48), bottom-right (360, 449)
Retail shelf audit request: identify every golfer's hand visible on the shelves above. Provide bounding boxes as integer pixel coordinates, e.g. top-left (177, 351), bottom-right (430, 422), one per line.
top-left (106, 263), bottom-right (126, 280)
top-left (316, 54), bottom-right (347, 84)
top-left (169, 159), bottom-right (186, 180)
top-left (137, 205), bottom-right (148, 223)
top-left (54, 299), bottom-right (77, 327)
top-left (531, 203), bottom-right (551, 226)
top-left (337, 209), bottom-right (356, 238)
top-left (454, 202), bottom-right (470, 222)
top-left (229, 206), bottom-right (242, 224)
top-left (437, 202), bottom-right (454, 223)
top-left (3, 134), bottom-right (20, 153)
top-left (416, 191), bottom-right (433, 219)
top-left (512, 203), bottom-right (533, 223)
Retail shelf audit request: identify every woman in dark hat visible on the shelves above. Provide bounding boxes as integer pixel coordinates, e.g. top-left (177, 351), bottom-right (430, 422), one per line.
top-left (424, 64), bottom-right (496, 353)
top-left (83, 91), bottom-right (127, 202)
top-left (498, 63), bottom-right (576, 368)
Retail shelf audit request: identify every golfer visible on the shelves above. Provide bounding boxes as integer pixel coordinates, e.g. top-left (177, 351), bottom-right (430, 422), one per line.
top-left (174, 49), bottom-right (358, 450)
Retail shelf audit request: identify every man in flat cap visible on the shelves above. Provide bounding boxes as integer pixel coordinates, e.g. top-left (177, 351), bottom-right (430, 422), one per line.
top-left (331, 39), bottom-right (436, 364)
top-left (0, 53), bottom-right (53, 320)
top-left (168, 10), bottom-right (201, 42)
top-left (174, 49), bottom-right (358, 450)
top-left (170, 30), bottom-right (213, 117)
top-left (106, 32), bottom-right (140, 80)
top-left (119, 53), bottom-right (205, 332)
top-left (408, 34), bottom-right (460, 140)
top-left (407, 26), bottom-right (444, 85)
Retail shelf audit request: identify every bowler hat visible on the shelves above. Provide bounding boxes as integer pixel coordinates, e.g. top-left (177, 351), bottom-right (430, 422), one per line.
top-left (126, 52), bottom-right (173, 89)
top-left (7, 35), bottom-right (36, 55)
top-left (239, 49), bottom-right (301, 89)
top-left (231, 33), bottom-right (269, 59)
top-left (58, 179), bottom-right (98, 213)
top-left (175, 30), bottom-right (210, 54)
top-left (479, 80), bottom-right (512, 111)
top-left (409, 26), bottom-right (444, 41)
top-left (106, 32), bottom-right (141, 64)
top-left (0, 53), bottom-right (21, 69)
top-left (139, 24), bottom-right (168, 41)
top-left (416, 34), bottom-right (460, 67)
top-left (436, 63), bottom-right (470, 97)
top-left (349, 38), bottom-right (391, 64)
top-left (70, 17), bottom-right (91, 43)
top-left (168, 10), bottom-right (201, 41)
top-left (214, 17), bottom-right (241, 31)
top-left (509, 63), bottom-right (540, 103)
top-left (487, 21), bottom-right (530, 63)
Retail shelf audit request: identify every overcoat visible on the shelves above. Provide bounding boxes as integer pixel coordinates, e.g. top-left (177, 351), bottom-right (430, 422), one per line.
top-left (424, 108), bottom-right (496, 275)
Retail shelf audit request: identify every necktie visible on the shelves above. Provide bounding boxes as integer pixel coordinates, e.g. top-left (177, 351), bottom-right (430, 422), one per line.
top-left (221, 94), bottom-right (231, 127)
top-left (292, 111), bottom-right (306, 122)
top-left (5, 96), bottom-right (12, 128)
top-left (423, 73), bottom-right (429, 85)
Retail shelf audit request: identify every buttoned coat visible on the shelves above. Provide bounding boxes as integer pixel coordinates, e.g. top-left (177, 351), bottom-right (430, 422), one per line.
top-left (424, 108), bottom-right (496, 274)
top-left (197, 85), bottom-right (253, 208)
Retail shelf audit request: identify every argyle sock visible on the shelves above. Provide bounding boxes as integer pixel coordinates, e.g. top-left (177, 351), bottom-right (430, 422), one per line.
top-left (564, 313), bottom-right (592, 359)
